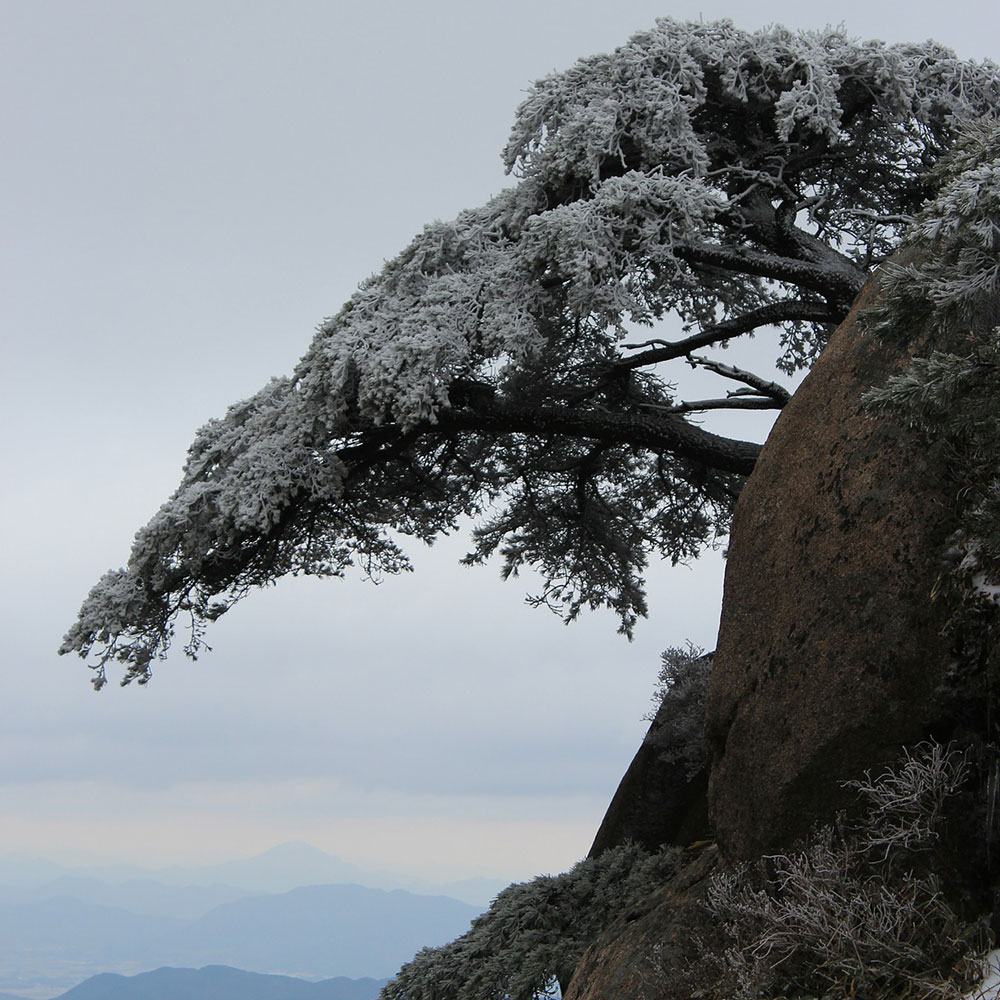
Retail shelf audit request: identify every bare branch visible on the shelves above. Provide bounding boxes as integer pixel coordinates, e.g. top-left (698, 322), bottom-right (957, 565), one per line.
top-left (616, 301), bottom-right (840, 372)
top-left (686, 355), bottom-right (792, 405)
top-left (620, 337), bottom-right (672, 351)
top-left (842, 210), bottom-right (916, 225)
top-left (335, 386), bottom-right (764, 477)
top-left (643, 396), bottom-right (783, 415)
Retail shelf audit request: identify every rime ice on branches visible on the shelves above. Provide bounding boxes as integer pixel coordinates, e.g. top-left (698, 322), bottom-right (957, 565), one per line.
top-left (62, 19), bottom-right (1000, 686)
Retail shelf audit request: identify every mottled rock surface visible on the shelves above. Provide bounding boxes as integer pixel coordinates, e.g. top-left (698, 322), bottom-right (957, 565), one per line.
top-left (563, 846), bottom-right (721, 1000)
top-left (588, 696), bottom-right (710, 857)
top-left (704, 261), bottom-right (974, 862)
top-left (566, 255), bottom-right (1000, 1000)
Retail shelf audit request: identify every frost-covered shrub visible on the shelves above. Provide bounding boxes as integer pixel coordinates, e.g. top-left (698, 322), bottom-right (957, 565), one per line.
top-left (864, 122), bottom-right (1000, 605)
top-left (645, 644), bottom-right (713, 780)
top-left (863, 121), bottom-right (1000, 346)
top-left (380, 842), bottom-right (682, 1000)
top-left (689, 742), bottom-right (988, 1000)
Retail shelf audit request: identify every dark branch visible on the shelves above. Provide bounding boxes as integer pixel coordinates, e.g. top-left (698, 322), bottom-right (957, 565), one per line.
top-left (616, 300), bottom-right (841, 371)
top-left (773, 198), bottom-right (869, 285)
top-left (334, 379), bottom-right (763, 478)
top-left (675, 241), bottom-right (866, 306)
top-left (436, 397), bottom-right (761, 475)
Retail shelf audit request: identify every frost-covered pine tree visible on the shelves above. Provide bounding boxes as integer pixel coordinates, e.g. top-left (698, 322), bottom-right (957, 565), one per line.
top-left (61, 19), bottom-right (1000, 688)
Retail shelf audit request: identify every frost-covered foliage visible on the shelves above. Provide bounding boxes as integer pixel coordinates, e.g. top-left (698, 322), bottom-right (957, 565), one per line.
top-left (863, 121), bottom-right (1000, 343)
top-left (381, 842), bottom-right (681, 1000)
top-left (645, 644), bottom-right (712, 780)
top-left (692, 742), bottom-right (987, 1000)
top-left (61, 20), bottom-right (1000, 687)
top-left (864, 122), bottom-right (1000, 605)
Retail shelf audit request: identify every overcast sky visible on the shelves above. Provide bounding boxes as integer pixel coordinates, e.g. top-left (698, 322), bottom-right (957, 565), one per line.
top-left (3, 0), bottom-right (999, 886)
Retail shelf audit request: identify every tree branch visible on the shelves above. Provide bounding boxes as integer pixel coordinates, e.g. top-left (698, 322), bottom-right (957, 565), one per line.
top-left (616, 300), bottom-right (840, 371)
top-left (773, 198), bottom-right (868, 288)
top-left (686, 355), bottom-right (792, 404)
top-left (436, 398), bottom-right (761, 475)
top-left (674, 241), bottom-right (865, 306)
top-left (644, 396), bottom-right (783, 414)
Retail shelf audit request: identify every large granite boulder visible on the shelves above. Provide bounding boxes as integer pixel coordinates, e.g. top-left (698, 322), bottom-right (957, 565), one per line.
top-left (704, 261), bottom-right (985, 862)
top-left (563, 256), bottom-right (999, 1000)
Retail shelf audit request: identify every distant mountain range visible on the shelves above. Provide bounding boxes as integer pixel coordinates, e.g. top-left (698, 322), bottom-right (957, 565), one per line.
top-left (0, 842), bottom-right (507, 907)
top-left (0, 881), bottom-right (480, 997)
top-left (0, 876), bottom-right (247, 921)
top-left (155, 883), bottom-right (480, 977)
top-left (0, 842), bottom-right (506, 998)
top-left (56, 965), bottom-right (389, 1000)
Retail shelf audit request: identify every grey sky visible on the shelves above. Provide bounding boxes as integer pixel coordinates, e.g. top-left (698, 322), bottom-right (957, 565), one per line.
top-left (3, 0), bottom-right (998, 883)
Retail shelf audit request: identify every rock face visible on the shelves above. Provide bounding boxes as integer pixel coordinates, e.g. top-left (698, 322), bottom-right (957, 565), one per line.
top-left (563, 846), bottom-right (721, 1000)
top-left (565, 260), bottom-right (998, 1000)
top-left (565, 258), bottom-right (1000, 1000)
top-left (588, 661), bottom-right (712, 857)
top-left (586, 724), bottom-right (708, 858)
top-left (704, 262), bottom-right (976, 862)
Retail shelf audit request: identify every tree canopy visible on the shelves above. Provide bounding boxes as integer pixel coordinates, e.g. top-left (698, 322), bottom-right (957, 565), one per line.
top-left (61, 19), bottom-right (1000, 688)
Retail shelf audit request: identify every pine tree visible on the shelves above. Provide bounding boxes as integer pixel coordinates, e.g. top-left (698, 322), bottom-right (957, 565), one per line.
top-left (60, 19), bottom-right (1000, 689)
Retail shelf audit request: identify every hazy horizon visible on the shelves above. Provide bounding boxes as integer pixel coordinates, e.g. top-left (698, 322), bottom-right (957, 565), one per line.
top-left (0, 838), bottom-right (511, 900)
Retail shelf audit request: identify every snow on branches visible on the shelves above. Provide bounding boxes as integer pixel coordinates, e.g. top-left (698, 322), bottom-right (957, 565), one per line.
top-left (864, 122), bottom-right (1000, 605)
top-left (698, 743), bottom-right (983, 1000)
top-left (380, 842), bottom-right (682, 1000)
top-left (62, 19), bottom-right (1000, 686)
